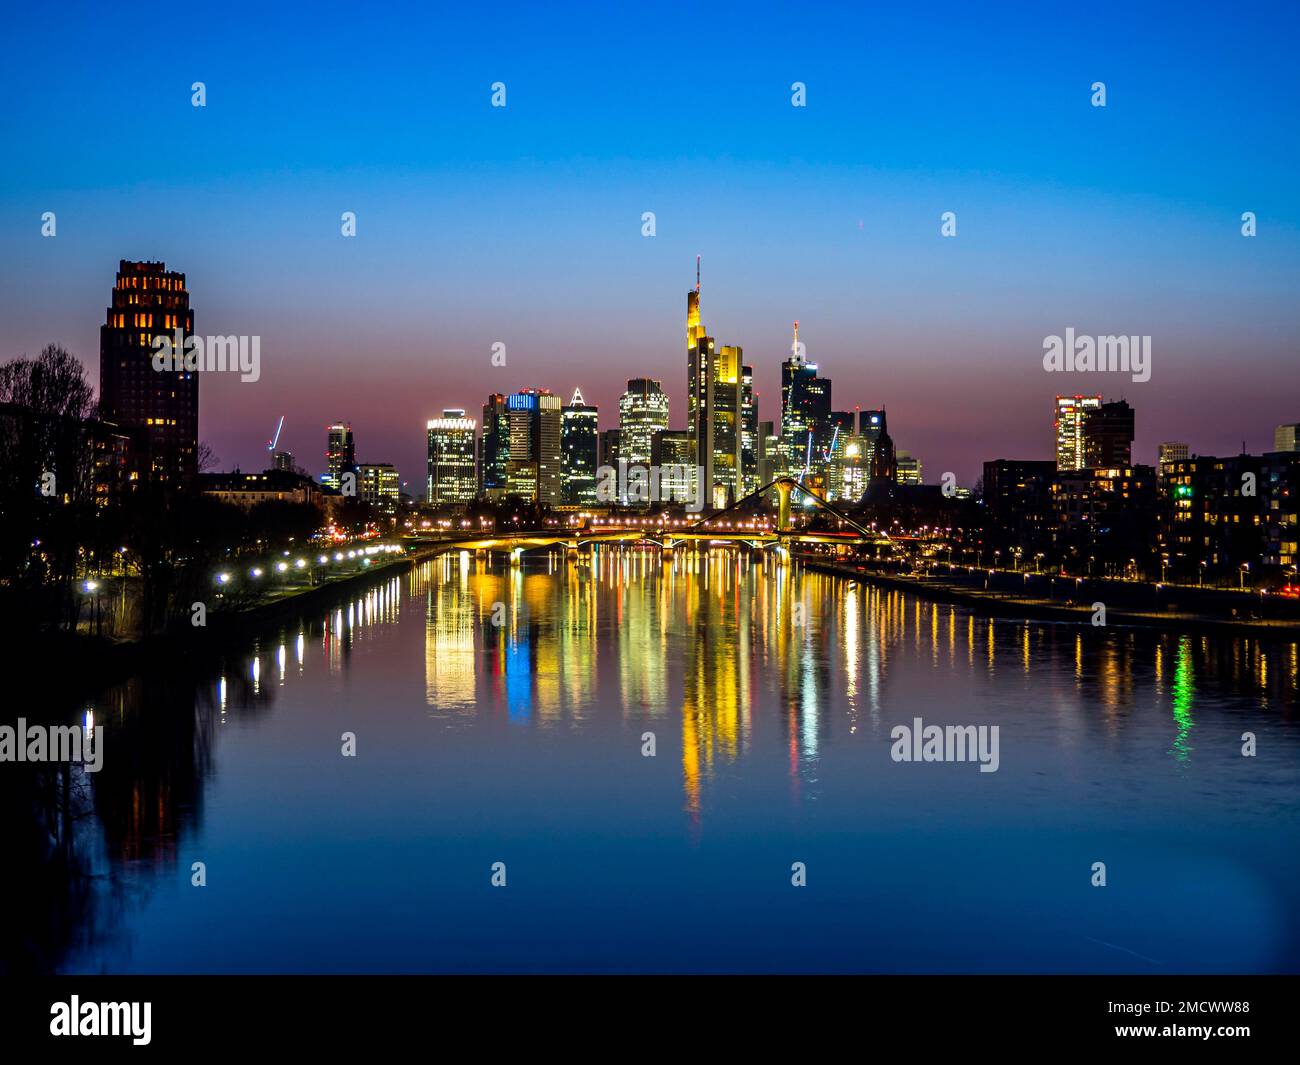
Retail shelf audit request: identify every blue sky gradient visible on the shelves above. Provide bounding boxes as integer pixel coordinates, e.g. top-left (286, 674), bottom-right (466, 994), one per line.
top-left (3, 0), bottom-right (1298, 485)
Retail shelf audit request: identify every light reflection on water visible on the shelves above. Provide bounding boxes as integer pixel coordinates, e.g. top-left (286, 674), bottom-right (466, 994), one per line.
top-left (33, 548), bottom-right (1300, 973)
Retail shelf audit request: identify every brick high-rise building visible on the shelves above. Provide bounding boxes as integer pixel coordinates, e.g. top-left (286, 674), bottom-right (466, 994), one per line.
top-left (98, 259), bottom-right (196, 485)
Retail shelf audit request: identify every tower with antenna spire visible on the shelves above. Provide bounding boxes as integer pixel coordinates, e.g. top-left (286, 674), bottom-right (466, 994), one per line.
top-left (685, 257), bottom-right (745, 508)
top-left (779, 319), bottom-right (831, 481)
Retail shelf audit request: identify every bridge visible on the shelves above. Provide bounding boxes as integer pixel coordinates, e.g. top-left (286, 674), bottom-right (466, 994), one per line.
top-left (405, 477), bottom-right (900, 559)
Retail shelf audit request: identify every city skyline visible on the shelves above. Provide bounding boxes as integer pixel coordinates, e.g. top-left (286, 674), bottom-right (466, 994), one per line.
top-left (21, 252), bottom-right (1300, 501)
top-left (5, 4), bottom-right (1299, 488)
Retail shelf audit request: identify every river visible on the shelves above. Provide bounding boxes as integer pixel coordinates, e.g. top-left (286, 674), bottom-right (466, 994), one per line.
top-left (40, 548), bottom-right (1300, 973)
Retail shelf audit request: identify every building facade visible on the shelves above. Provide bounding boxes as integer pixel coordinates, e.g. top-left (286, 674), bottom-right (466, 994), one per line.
top-left (323, 422), bottom-right (355, 490)
top-left (427, 410), bottom-right (478, 505)
top-left (504, 389), bottom-right (562, 505)
top-left (1054, 395), bottom-right (1102, 471)
top-left (561, 388), bottom-right (599, 506)
top-left (618, 378), bottom-right (669, 467)
top-left (98, 259), bottom-right (197, 485)
top-left (358, 462), bottom-right (400, 514)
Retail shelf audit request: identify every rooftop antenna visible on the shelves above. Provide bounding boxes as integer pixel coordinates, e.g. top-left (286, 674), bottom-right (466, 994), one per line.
top-left (695, 255), bottom-right (701, 294)
top-left (793, 320), bottom-right (801, 360)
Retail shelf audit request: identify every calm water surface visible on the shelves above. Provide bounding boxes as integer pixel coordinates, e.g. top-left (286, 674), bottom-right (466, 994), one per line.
top-left (54, 549), bottom-right (1300, 972)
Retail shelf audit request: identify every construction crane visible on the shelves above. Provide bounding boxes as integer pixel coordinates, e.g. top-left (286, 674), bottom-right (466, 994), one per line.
top-left (266, 415), bottom-right (285, 453)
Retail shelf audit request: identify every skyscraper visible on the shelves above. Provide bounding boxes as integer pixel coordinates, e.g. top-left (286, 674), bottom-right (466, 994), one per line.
top-left (561, 388), bottom-right (599, 506)
top-left (758, 420), bottom-right (779, 486)
top-left (599, 428), bottom-right (620, 471)
top-left (505, 389), bottom-right (562, 505)
top-left (480, 394), bottom-right (509, 499)
top-left (652, 429), bottom-right (696, 505)
top-left (685, 263), bottom-right (744, 508)
top-left (618, 378), bottom-right (669, 467)
top-left (780, 322), bottom-right (831, 480)
top-left (324, 422), bottom-right (355, 489)
top-left (98, 259), bottom-right (196, 485)
top-left (741, 363), bottom-right (758, 495)
top-left (427, 410), bottom-right (478, 504)
top-left (1084, 399), bottom-right (1135, 468)
top-left (1055, 395), bottom-right (1102, 471)
top-left (1275, 423), bottom-right (1300, 453)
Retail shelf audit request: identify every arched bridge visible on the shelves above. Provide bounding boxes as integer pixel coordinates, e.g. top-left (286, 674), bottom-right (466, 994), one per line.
top-left (406, 477), bottom-right (900, 557)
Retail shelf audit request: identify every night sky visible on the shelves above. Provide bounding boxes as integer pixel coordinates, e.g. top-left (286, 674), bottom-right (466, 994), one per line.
top-left (3, 0), bottom-right (1298, 487)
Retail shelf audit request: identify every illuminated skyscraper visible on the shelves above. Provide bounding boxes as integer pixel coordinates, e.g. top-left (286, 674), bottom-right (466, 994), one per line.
top-left (1274, 423), bottom-right (1300, 453)
top-left (505, 389), bottom-right (563, 505)
top-left (741, 362), bottom-right (758, 494)
top-left (323, 422), bottom-right (355, 489)
top-left (652, 429), bottom-right (696, 505)
top-left (618, 378), bottom-right (669, 466)
top-left (427, 409), bottom-right (478, 504)
top-left (685, 261), bottom-right (744, 508)
top-left (780, 322), bottom-right (831, 480)
top-left (1055, 395), bottom-right (1102, 471)
top-left (1084, 399), bottom-right (1135, 468)
top-left (561, 388), bottom-right (599, 506)
top-left (98, 259), bottom-right (196, 484)
top-left (480, 394), bottom-right (509, 499)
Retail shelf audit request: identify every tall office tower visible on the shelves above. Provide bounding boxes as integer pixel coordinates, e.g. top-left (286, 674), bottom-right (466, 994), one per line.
top-left (1275, 423), bottom-right (1300, 453)
top-left (358, 462), bottom-right (401, 514)
top-left (822, 411), bottom-right (856, 499)
top-left (895, 452), bottom-right (923, 485)
top-left (504, 389), bottom-right (562, 505)
top-left (740, 363), bottom-right (758, 495)
top-left (652, 429), bottom-right (696, 505)
top-left (561, 388), bottom-right (599, 506)
top-left (272, 450), bottom-right (295, 472)
top-left (599, 428), bottom-right (620, 471)
top-left (536, 393), bottom-right (562, 505)
top-left (323, 422), bottom-right (355, 489)
top-left (1157, 441), bottom-right (1190, 481)
top-left (685, 263), bottom-right (744, 508)
top-left (758, 420), bottom-right (778, 486)
top-left (1055, 395), bottom-right (1102, 471)
top-left (1084, 399), bottom-right (1135, 468)
top-left (480, 394), bottom-right (510, 499)
top-left (837, 436), bottom-right (869, 502)
top-left (99, 259), bottom-right (197, 485)
top-left (780, 322), bottom-right (831, 480)
top-left (618, 378), bottom-right (669, 466)
top-left (427, 409), bottom-right (478, 504)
